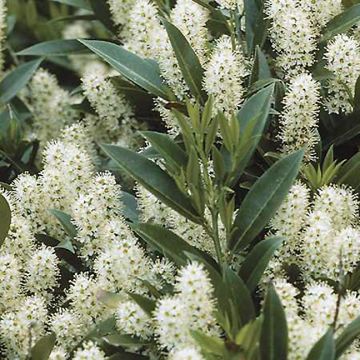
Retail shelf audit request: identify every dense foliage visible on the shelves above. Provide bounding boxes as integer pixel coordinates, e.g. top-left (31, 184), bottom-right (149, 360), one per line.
top-left (2, 0), bottom-right (360, 359)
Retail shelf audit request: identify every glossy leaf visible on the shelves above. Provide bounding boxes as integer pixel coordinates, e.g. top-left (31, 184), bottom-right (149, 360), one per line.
top-left (120, 191), bottom-right (139, 223)
top-left (162, 19), bottom-right (206, 103)
top-left (0, 194), bottom-right (11, 247)
top-left (141, 131), bottom-right (187, 168)
top-left (131, 222), bottom-right (208, 266)
top-left (30, 333), bottom-right (56, 360)
top-left (80, 40), bottom-right (173, 100)
top-left (307, 329), bottom-right (335, 360)
top-left (260, 284), bottom-right (288, 360)
top-left (238, 237), bottom-right (284, 292)
top-left (0, 58), bottom-right (43, 103)
top-left (89, 0), bottom-right (115, 32)
top-left (230, 150), bottom-right (304, 252)
top-left (338, 152), bottom-right (360, 191)
top-left (101, 144), bottom-right (201, 223)
top-left (51, 0), bottom-right (91, 10)
top-left (322, 4), bottom-right (360, 41)
top-left (18, 40), bottom-right (88, 56)
top-left (335, 316), bottom-right (360, 358)
top-left (49, 209), bottom-right (77, 238)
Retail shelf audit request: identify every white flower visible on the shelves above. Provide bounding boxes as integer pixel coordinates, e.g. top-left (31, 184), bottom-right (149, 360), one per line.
top-left (169, 347), bottom-right (205, 360)
top-left (107, 0), bottom-right (136, 29)
top-left (203, 36), bottom-right (247, 116)
top-left (278, 73), bottom-right (320, 161)
top-left (30, 69), bottom-right (78, 147)
top-left (73, 341), bottom-right (106, 360)
top-left (265, 0), bottom-right (317, 75)
top-left (116, 301), bottom-right (153, 339)
top-left (25, 244), bottom-right (60, 297)
top-left (0, 0), bottom-right (6, 75)
top-left (49, 347), bottom-right (68, 360)
top-left (325, 34), bottom-right (360, 114)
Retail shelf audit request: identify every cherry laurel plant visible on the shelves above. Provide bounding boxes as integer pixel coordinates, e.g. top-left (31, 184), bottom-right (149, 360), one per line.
top-left (2, 0), bottom-right (360, 359)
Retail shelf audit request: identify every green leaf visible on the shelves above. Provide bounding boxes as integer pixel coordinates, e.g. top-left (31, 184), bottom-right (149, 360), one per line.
top-left (222, 266), bottom-right (256, 336)
top-left (103, 334), bottom-right (149, 348)
top-left (162, 19), bottom-right (206, 103)
top-left (100, 144), bottom-right (201, 223)
top-left (51, 0), bottom-right (91, 10)
top-left (0, 58), bottom-right (43, 103)
top-left (89, 0), bottom-right (116, 32)
top-left (238, 237), bottom-right (284, 292)
top-left (191, 330), bottom-right (225, 356)
top-left (307, 329), bottom-right (335, 360)
top-left (80, 40), bottom-right (173, 100)
top-left (260, 284), bottom-right (288, 360)
top-left (49, 209), bottom-right (77, 238)
top-left (230, 150), bottom-right (303, 252)
top-left (17, 40), bottom-right (88, 56)
top-left (30, 333), bottom-right (56, 360)
top-left (337, 152), bottom-right (360, 191)
top-left (322, 4), bottom-right (360, 42)
top-left (120, 191), bottom-right (139, 223)
top-left (232, 84), bottom-right (274, 184)
top-left (141, 131), bottom-right (187, 169)
top-left (131, 222), bottom-right (209, 266)
top-left (250, 46), bottom-right (272, 84)
top-left (0, 194), bottom-right (11, 247)
top-left (127, 292), bottom-right (156, 316)
top-left (335, 316), bottom-right (360, 358)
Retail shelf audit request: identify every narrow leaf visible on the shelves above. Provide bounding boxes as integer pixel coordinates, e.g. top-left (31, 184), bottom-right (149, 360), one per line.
top-left (18, 40), bottom-right (88, 56)
top-left (0, 58), bottom-right (43, 103)
top-left (322, 4), bottom-right (360, 41)
top-left (0, 194), bottom-right (11, 247)
top-left (101, 144), bottom-right (201, 223)
top-left (307, 329), bottom-right (335, 360)
top-left (80, 40), bottom-right (173, 100)
top-left (335, 316), bottom-right (360, 358)
top-left (239, 237), bottom-right (284, 292)
top-left (162, 19), bottom-right (206, 103)
top-left (230, 150), bottom-right (304, 252)
top-left (49, 209), bottom-right (77, 238)
top-left (260, 284), bottom-right (288, 360)
top-left (51, 0), bottom-right (91, 10)
top-left (31, 333), bottom-right (56, 360)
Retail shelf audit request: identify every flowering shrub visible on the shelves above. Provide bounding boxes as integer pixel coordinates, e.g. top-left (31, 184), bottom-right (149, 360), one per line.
top-left (1, 0), bottom-right (360, 359)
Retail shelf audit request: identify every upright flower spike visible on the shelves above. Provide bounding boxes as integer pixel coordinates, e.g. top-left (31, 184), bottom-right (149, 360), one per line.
top-left (0, 0), bottom-right (6, 77)
top-left (325, 34), bottom-right (360, 114)
top-left (73, 341), bottom-right (106, 360)
top-left (203, 35), bottom-right (247, 116)
top-left (265, 0), bottom-right (317, 76)
top-left (107, 0), bottom-right (136, 30)
top-left (30, 69), bottom-right (78, 148)
top-left (170, 0), bottom-right (210, 64)
top-left (278, 73), bottom-right (321, 161)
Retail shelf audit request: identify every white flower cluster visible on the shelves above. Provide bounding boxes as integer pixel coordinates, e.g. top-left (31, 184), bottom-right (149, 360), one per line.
top-left (325, 34), bottom-right (360, 114)
top-left (154, 262), bottom-right (218, 351)
top-left (278, 73), bottom-right (321, 161)
top-left (0, 0), bottom-right (6, 76)
top-left (269, 182), bottom-right (360, 280)
top-left (274, 279), bottom-right (360, 359)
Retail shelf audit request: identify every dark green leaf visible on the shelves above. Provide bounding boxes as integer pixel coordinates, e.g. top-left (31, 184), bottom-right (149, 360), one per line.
top-left (51, 0), bottom-right (92, 10)
top-left (250, 46), bottom-right (272, 84)
top-left (100, 144), bottom-right (201, 223)
top-left (31, 333), bottom-right (56, 360)
top-left (17, 40), bottom-right (88, 56)
top-left (80, 40), bottom-right (173, 100)
top-left (127, 292), bottom-right (156, 316)
top-left (191, 330), bottom-right (225, 355)
top-left (131, 222), bottom-right (209, 266)
top-left (322, 4), bottom-right (360, 42)
top-left (307, 329), bottom-right (335, 360)
top-left (223, 266), bottom-right (256, 336)
top-left (141, 131), bottom-right (188, 168)
top-left (0, 58), bottom-right (43, 103)
top-left (232, 84), bottom-right (274, 184)
top-left (49, 209), bottom-right (77, 238)
top-left (335, 316), bottom-right (360, 358)
top-left (89, 0), bottom-right (116, 32)
top-left (230, 150), bottom-right (304, 252)
top-left (0, 194), bottom-right (11, 247)
top-left (337, 152), bottom-right (360, 191)
top-left (162, 19), bottom-right (206, 103)
top-left (260, 284), bottom-right (288, 360)
top-left (103, 334), bottom-right (149, 348)
top-left (120, 191), bottom-right (139, 223)
top-left (239, 237), bottom-right (284, 292)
